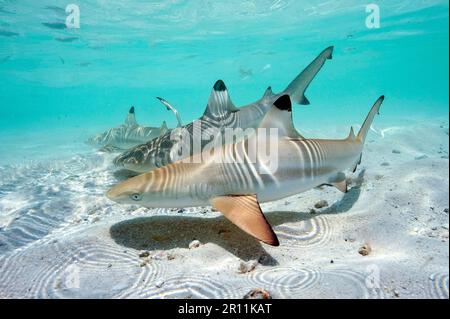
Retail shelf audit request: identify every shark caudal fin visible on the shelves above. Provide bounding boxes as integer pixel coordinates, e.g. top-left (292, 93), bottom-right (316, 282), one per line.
top-left (124, 106), bottom-right (138, 126)
top-left (357, 96), bottom-right (385, 144)
top-left (156, 97), bottom-right (183, 127)
top-left (283, 46), bottom-right (334, 105)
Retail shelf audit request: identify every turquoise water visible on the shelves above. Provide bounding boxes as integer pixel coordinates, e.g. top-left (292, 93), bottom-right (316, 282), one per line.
top-left (0, 0), bottom-right (448, 164)
top-left (0, 1), bottom-right (449, 299)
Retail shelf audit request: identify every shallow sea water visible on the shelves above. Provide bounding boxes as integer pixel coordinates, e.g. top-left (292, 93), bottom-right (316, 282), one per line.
top-left (0, 1), bottom-right (448, 299)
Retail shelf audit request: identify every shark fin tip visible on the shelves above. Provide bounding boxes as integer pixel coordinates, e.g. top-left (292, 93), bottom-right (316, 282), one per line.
top-left (213, 79), bottom-right (227, 91)
top-left (327, 45), bottom-right (334, 59)
top-left (299, 95), bottom-right (310, 105)
top-left (273, 95), bottom-right (292, 112)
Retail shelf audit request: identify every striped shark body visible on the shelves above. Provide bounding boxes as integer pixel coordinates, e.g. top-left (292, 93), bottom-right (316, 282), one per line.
top-left (88, 106), bottom-right (170, 152)
top-left (107, 94), bottom-right (385, 246)
top-left (113, 46), bottom-right (334, 172)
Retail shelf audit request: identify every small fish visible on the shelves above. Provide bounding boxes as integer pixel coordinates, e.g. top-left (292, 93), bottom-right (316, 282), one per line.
top-left (239, 67), bottom-right (253, 80)
top-left (262, 64), bottom-right (272, 71)
top-left (44, 5), bottom-right (66, 16)
top-left (0, 29), bottom-right (19, 37)
top-left (55, 37), bottom-right (78, 43)
top-left (78, 62), bottom-right (92, 67)
top-left (1, 55), bottom-right (11, 63)
top-left (42, 22), bottom-right (66, 30)
top-left (0, 8), bottom-right (14, 15)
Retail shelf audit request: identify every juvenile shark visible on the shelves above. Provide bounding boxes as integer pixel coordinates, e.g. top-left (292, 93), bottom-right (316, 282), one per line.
top-left (107, 94), bottom-right (385, 246)
top-left (113, 46), bottom-right (334, 172)
top-left (88, 106), bottom-right (170, 152)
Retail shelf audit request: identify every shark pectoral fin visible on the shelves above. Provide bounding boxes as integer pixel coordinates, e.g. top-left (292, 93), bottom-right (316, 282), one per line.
top-left (329, 172), bottom-right (348, 193)
top-left (209, 195), bottom-right (279, 246)
top-left (332, 180), bottom-right (348, 193)
top-left (351, 153), bottom-right (362, 173)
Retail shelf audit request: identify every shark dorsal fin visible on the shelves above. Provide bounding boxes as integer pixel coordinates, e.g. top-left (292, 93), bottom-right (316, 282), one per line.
top-left (124, 106), bottom-right (138, 126)
top-left (203, 80), bottom-right (238, 120)
top-left (159, 121), bottom-right (169, 136)
top-left (258, 95), bottom-right (304, 139)
top-left (262, 86), bottom-right (274, 99)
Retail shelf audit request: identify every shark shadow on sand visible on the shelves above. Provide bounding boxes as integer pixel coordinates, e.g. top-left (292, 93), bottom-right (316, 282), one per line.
top-left (319, 169), bottom-right (365, 215)
top-left (109, 177), bottom-right (363, 263)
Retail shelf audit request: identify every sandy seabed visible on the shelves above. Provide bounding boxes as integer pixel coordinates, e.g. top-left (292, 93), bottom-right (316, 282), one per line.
top-left (0, 118), bottom-right (448, 299)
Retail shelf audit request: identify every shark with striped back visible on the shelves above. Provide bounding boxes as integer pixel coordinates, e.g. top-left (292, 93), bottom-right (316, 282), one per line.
top-left (113, 46), bottom-right (334, 172)
top-left (87, 106), bottom-right (171, 152)
top-left (107, 94), bottom-right (385, 246)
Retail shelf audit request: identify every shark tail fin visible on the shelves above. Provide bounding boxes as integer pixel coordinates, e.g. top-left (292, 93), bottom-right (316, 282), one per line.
top-left (283, 46), bottom-right (333, 105)
top-left (156, 97), bottom-right (183, 127)
top-left (357, 96), bottom-right (385, 144)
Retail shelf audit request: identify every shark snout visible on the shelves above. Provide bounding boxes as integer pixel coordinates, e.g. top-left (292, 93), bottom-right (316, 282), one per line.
top-left (106, 184), bottom-right (123, 201)
top-left (106, 173), bottom-right (151, 205)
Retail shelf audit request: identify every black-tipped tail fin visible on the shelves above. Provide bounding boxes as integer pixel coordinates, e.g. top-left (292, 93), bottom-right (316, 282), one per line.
top-left (156, 97), bottom-right (183, 127)
top-left (283, 46), bottom-right (334, 105)
top-left (357, 96), bottom-right (385, 144)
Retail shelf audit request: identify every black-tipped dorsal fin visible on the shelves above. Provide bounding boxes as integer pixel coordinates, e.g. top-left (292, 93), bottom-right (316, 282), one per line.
top-left (262, 86), bottom-right (274, 99)
top-left (258, 95), bottom-right (304, 139)
top-left (210, 194), bottom-right (279, 246)
top-left (203, 80), bottom-right (238, 120)
top-left (124, 106), bottom-right (138, 126)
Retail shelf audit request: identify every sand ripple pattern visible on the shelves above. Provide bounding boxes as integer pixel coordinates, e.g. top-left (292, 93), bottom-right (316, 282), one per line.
top-left (132, 275), bottom-right (240, 299)
top-left (428, 273), bottom-right (449, 299)
top-left (0, 236), bottom-right (166, 298)
top-left (245, 267), bottom-right (383, 299)
top-left (319, 268), bottom-right (384, 299)
top-left (275, 216), bottom-right (332, 249)
top-left (0, 154), bottom-right (114, 255)
top-left (245, 267), bottom-right (320, 298)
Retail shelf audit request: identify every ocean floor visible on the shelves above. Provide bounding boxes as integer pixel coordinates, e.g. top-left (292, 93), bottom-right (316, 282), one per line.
top-left (0, 117), bottom-right (448, 299)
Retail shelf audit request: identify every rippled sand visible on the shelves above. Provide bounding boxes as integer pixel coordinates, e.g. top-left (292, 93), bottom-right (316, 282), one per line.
top-left (0, 119), bottom-right (448, 299)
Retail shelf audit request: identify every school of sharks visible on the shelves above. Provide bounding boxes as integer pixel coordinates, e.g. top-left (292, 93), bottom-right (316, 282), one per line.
top-left (90, 46), bottom-right (385, 246)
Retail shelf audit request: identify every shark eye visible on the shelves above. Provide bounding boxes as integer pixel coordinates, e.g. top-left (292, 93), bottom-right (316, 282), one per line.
top-left (130, 193), bottom-right (142, 201)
